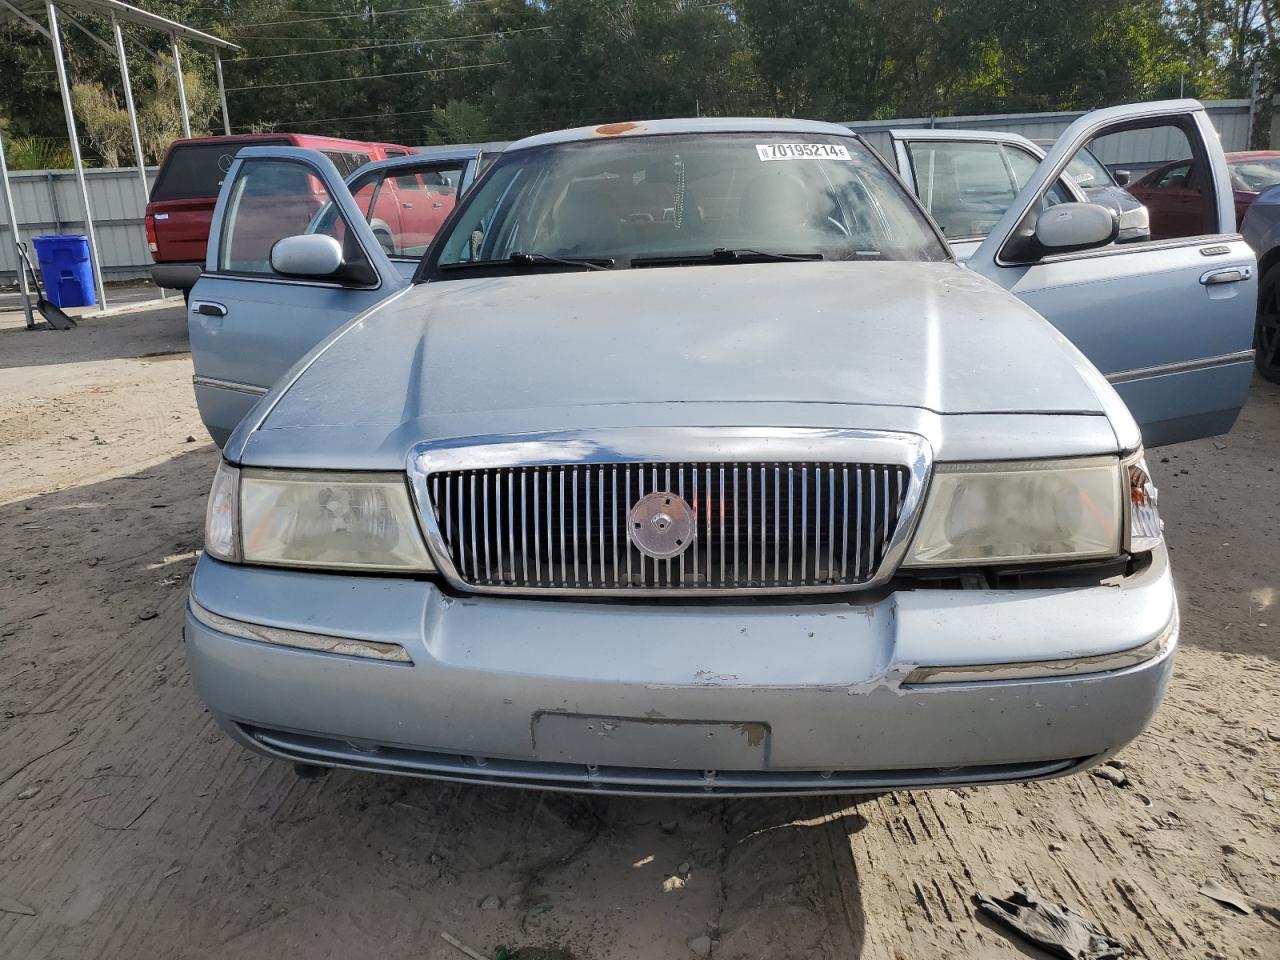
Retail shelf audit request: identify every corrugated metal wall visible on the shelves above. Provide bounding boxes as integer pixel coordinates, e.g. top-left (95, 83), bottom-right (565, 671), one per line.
top-left (0, 101), bottom-right (1254, 284)
top-left (850, 99), bottom-right (1252, 174)
top-left (0, 166), bottom-right (157, 283)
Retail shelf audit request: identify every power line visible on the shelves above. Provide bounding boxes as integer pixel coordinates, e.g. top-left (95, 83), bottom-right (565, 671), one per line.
top-left (234, 105), bottom-right (442, 129)
top-left (232, 25), bottom-right (548, 61)
top-left (239, 0), bottom-right (501, 29)
top-left (224, 59), bottom-right (506, 91)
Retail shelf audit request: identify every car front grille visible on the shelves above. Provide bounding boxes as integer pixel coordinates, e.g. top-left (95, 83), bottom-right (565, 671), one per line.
top-left (423, 460), bottom-right (911, 593)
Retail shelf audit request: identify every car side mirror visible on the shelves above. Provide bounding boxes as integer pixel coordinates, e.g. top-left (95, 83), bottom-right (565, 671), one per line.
top-left (1002, 202), bottom-right (1120, 264)
top-left (1113, 169), bottom-right (1131, 186)
top-left (270, 234), bottom-right (376, 286)
top-left (1033, 202), bottom-right (1119, 254)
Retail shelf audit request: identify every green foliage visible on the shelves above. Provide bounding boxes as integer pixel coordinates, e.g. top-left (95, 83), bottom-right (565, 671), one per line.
top-left (71, 82), bottom-right (131, 166)
top-left (427, 100), bottom-right (493, 145)
top-left (0, 0), bottom-right (1273, 152)
top-left (2, 135), bottom-right (76, 171)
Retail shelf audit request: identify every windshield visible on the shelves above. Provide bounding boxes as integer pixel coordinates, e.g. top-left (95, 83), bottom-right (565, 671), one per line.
top-left (1065, 149), bottom-right (1113, 189)
top-left (1230, 157), bottom-right (1280, 193)
top-left (424, 132), bottom-right (947, 277)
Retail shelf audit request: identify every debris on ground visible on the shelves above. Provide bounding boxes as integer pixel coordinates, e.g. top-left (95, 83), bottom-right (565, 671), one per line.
top-left (479, 895), bottom-right (502, 910)
top-left (1199, 878), bottom-right (1280, 924)
top-left (687, 934), bottom-right (717, 956)
top-left (1092, 766), bottom-right (1128, 788)
top-left (976, 885), bottom-right (1126, 960)
top-left (138, 608), bottom-right (158, 621)
top-left (16, 787), bottom-right (40, 801)
top-left (440, 930), bottom-right (488, 960)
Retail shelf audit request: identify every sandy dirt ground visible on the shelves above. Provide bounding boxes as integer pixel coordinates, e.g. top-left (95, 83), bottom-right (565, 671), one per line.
top-left (0, 306), bottom-right (1277, 960)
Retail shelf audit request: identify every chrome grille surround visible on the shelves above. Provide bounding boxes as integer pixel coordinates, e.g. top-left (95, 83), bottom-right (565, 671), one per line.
top-left (407, 428), bottom-right (933, 597)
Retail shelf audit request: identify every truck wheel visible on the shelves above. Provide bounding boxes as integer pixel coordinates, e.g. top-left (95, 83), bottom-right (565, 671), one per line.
top-left (1257, 264), bottom-right (1280, 384)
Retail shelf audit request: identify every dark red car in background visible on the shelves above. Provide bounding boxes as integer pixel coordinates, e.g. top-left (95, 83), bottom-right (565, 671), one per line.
top-left (1128, 150), bottom-right (1280, 240)
top-left (144, 133), bottom-right (412, 294)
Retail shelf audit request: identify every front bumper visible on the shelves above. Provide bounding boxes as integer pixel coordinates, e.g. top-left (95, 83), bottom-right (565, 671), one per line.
top-left (184, 548), bottom-right (1177, 797)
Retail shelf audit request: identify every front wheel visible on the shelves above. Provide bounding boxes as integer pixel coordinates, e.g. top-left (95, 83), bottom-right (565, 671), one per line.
top-left (1257, 263), bottom-right (1280, 384)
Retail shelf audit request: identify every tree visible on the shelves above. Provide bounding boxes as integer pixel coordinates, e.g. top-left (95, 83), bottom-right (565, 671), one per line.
top-left (71, 82), bottom-right (131, 166)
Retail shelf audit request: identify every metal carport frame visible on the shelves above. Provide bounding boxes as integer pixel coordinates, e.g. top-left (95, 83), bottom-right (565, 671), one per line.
top-left (1, 0), bottom-right (238, 318)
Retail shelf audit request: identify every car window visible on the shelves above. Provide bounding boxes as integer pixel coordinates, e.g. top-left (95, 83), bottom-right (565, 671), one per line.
top-left (217, 157), bottom-right (366, 277)
top-left (1230, 157), bottom-right (1280, 193)
top-left (1153, 163), bottom-right (1191, 189)
top-left (150, 139), bottom-right (289, 201)
top-left (431, 133), bottom-right (947, 273)
top-left (905, 140), bottom-right (1023, 239)
top-left (1065, 149), bottom-right (1113, 189)
top-left (1004, 146), bottom-right (1074, 207)
top-left (340, 160), bottom-right (469, 258)
top-left (1006, 120), bottom-right (1215, 252)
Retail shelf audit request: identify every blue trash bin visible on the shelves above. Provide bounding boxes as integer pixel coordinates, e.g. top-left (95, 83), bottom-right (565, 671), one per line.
top-left (31, 234), bottom-right (96, 308)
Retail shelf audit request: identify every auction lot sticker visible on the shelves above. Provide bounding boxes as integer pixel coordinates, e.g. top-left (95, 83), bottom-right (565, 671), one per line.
top-left (756, 143), bottom-right (851, 161)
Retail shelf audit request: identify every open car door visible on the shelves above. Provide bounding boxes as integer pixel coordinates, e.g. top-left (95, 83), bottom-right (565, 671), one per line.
top-left (966, 99), bottom-right (1256, 447)
top-left (188, 146), bottom-right (408, 447)
top-left (344, 149), bottom-right (483, 280)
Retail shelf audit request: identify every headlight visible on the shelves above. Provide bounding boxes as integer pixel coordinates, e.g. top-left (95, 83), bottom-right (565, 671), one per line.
top-left (904, 456), bottom-right (1122, 566)
top-left (203, 463), bottom-right (435, 572)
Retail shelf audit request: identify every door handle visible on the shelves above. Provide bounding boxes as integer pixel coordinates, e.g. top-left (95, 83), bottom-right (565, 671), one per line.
top-left (193, 301), bottom-right (227, 317)
top-left (1200, 267), bottom-right (1252, 286)
top-left (402, 202), bottom-right (413, 209)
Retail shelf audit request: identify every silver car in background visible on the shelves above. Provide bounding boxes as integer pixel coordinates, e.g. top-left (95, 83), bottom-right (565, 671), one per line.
top-left (182, 101), bottom-right (1253, 796)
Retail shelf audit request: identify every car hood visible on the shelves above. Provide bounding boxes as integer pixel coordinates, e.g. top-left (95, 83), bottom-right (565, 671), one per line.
top-left (241, 261), bottom-right (1116, 466)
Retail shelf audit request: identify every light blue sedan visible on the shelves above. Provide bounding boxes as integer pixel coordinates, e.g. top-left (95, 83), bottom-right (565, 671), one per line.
top-left (182, 100), bottom-right (1252, 796)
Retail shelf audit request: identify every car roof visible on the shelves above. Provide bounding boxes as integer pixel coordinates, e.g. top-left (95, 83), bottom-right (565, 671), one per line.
top-left (1226, 151), bottom-right (1280, 162)
top-left (506, 117), bottom-right (857, 152)
top-left (888, 129), bottom-right (1039, 150)
top-left (165, 133), bottom-right (403, 150)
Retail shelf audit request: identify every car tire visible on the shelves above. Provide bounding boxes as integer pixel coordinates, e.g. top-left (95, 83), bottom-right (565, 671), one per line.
top-left (1257, 263), bottom-right (1280, 384)
top-left (182, 287), bottom-right (190, 307)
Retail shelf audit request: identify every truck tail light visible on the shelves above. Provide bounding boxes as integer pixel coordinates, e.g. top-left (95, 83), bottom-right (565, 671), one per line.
top-left (144, 212), bottom-right (158, 253)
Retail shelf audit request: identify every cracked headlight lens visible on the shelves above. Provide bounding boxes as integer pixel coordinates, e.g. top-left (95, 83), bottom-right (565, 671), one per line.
top-left (1125, 451), bottom-right (1163, 553)
top-left (237, 468), bottom-right (434, 572)
top-left (904, 456), bottom-right (1122, 566)
top-left (204, 459), bottom-right (241, 562)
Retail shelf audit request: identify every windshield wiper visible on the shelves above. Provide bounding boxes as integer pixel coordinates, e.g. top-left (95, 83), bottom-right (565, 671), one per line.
top-left (711, 248), bottom-right (823, 262)
top-left (631, 248), bottom-right (823, 267)
top-left (439, 251), bottom-right (614, 272)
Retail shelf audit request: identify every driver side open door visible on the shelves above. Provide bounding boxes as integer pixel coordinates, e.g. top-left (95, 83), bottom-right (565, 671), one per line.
top-left (966, 100), bottom-right (1256, 447)
top-left (188, 147), bottom-right (407, 447)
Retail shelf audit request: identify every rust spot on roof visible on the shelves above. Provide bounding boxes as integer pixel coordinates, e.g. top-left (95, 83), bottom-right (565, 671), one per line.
top-left (595, 121), bottom-right (640, 137)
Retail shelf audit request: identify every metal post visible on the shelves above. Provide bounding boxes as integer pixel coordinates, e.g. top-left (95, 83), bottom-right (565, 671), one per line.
top-left (111, 12), bottom-right (164, 301)
top-left (0, 125), bottom-right (36, 328)
top-left (112, 14), bottom-right (149, 208)
top-left (1247, 58), bottom-right (1262, 150)
top-left (46, 0), bottom-right (108, 311)
top-left (171, 33), bottom-right (191, 139)
top-left (214, 49), bottom-right (231, 135)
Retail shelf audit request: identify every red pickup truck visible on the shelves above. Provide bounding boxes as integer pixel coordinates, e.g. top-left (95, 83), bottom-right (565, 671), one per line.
top-left (145, 133), bottom-right (412, 293)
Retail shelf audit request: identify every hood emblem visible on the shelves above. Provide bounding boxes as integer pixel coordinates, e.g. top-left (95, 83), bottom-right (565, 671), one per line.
top-left (627, 491), bottom-right (695, 560)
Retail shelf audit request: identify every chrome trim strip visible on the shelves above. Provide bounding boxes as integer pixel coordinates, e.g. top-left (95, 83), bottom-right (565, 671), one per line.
top-left (1106, 349), bottom-right (1255, 385)
top-left (904, 608), bottom-right (1177, 685)
top-left (192, 375), bottom-right (268, 396)
top-left (406, 428), bottom-right (933, 598)
top-left (188, 597), bottom-right (413, 663)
